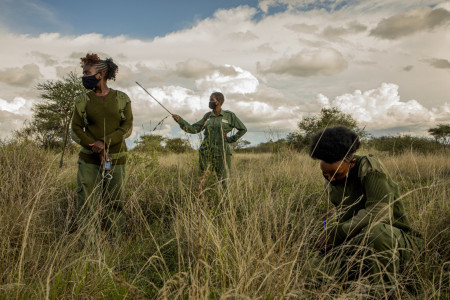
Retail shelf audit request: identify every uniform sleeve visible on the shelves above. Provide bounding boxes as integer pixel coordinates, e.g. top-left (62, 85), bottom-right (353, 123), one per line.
top-left (177, 113), bottom-right (209, 134)
top-left (71, 105), bottom-right (95, 148)
top-left (331, 171), bottom-right (395, 244)
top-left (227, 113), bottom-right (247, 143)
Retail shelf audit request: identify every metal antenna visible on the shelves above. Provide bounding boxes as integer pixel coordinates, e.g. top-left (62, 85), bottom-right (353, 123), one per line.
top-left (136, 81), bottom-right (173, 115)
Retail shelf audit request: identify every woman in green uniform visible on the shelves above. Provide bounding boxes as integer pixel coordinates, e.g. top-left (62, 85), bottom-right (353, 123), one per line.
top-left (309, 126), bottom-right (423, 289)
top-left (172, 92), bottom-right (247, 183)
top-left (71, 53), bottom-right (133, 234)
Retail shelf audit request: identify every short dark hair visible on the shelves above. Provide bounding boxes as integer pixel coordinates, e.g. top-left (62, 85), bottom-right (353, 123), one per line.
top-left (309, 126), bottom-right (360, 163)
top-left (211, 92), bottom-right (224, 104)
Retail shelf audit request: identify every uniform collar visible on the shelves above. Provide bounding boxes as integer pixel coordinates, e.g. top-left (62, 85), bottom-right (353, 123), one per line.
top-left (89, 88), bottom-right (115, 99)
top-left (211, 109), bottom-right (223, 117)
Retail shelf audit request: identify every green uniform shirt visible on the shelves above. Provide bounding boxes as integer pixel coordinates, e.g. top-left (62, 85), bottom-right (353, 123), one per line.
top-left (327, 154), bottom-right (412, 245)
top-left (177, 109), bottom-right (247, 156)
top-left (71, 89), bottom-right (133, 165)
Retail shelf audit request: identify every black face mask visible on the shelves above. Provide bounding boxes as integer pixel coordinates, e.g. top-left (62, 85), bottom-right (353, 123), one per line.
top-left (82, 74), bottom-right (99, 90)
top-left (329, 178), bottom-right (347, 186)
top-left (209, 101), bottom-right (217, 109)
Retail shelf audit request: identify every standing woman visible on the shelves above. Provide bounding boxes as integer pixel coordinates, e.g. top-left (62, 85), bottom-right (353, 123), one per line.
top-left (172, 92), bottom-right (247, 183)
top-left (71, 53), bottom-right (133, 234)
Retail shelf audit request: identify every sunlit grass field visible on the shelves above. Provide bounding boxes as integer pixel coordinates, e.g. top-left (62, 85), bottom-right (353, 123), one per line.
top-left (0, 142), bottom-right (448, 299)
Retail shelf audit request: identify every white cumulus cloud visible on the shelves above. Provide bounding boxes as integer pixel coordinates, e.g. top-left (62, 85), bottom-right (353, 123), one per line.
top-left (195, 65), bottom-right (259, 94)
top-left (263, 48), bottom-right (348, 77)
top-left (0, 97), bottom-right (34, 115)
top-left (0, 97), bottom-right (35, 139)
top-left (317, 82), bottom-right (450, 130)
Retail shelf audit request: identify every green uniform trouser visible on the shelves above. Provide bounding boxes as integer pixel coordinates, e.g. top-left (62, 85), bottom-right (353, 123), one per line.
top-left (364, 223), bottom-right (423, 285)
top-left (199, 152), bottom-right (231, 181)
top-left (76, 158), bottom-right (126, 234)
top-left (321, 223), bottom-right (423, 286)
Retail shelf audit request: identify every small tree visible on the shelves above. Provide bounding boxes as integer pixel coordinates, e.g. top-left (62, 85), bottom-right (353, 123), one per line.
top-left (18, 72), bottom-right (84, 149)
top-left (165, 137), bottom-right (192, 153)
top-left (286, 132), bottom-right (305, 151)
top-left (134, 134), bottom-right (165, 152)
top-left (288, 107), bottom-right (366, 151)
top-left (428, 124), bottom-right (450, 149)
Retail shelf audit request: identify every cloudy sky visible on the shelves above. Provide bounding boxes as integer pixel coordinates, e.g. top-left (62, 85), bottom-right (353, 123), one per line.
top-left (0, 0), bottom-right (449, 147)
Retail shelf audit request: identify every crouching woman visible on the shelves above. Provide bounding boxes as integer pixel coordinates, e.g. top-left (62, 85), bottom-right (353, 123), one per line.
top-left (310, 126), bottom-right (423, 291)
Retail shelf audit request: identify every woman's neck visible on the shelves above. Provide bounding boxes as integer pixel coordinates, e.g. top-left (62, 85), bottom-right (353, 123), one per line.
top-left (95, 82), bottom-right (110, 96)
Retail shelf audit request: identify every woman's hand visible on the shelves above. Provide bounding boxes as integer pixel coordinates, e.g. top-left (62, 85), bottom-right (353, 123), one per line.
top-left (172, 114), bottom-right (180, 122)
top-left (315, 232), bottom-right (333, 252)
top-left (89, 140), bottom-right (105, 153)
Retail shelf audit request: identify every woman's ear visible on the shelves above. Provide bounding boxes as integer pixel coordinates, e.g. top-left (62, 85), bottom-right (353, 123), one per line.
top-left (350, 158), bottom-right (356, 168)
top-left (97, 71), bottom-right (106, 80)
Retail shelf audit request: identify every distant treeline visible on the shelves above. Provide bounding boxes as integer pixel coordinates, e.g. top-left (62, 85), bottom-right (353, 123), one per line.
top-left (130, 132), bottom-right (448, 155)
top-left (234, 134), bottom-right (447, 155)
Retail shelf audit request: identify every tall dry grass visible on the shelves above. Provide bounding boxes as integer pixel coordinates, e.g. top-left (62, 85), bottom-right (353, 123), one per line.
top-left (0, 142), bottom-right (448, 299)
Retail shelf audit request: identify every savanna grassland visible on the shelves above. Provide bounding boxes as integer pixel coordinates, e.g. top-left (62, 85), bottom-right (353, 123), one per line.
top-left (0, 142), bottom-right (449, 299)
